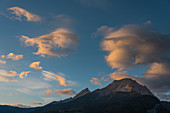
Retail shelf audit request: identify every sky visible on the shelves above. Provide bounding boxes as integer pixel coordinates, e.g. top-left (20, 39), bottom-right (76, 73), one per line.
top-left (0, 0), bottom-right (170, 107)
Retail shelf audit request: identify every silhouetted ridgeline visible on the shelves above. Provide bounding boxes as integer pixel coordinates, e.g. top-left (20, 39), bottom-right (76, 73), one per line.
top-left (0, 78), bottom-right (170, 113)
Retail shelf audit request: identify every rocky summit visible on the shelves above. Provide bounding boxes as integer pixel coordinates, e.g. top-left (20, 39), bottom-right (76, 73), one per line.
top-left (0, 78), bottom-right (169, 113)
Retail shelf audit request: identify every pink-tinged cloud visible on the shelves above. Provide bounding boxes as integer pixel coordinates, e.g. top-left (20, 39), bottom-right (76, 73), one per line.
top-left (30, 101), bottom-right (43, 105)
top-left (8, 104), bottom-right (31, 108)
top-left (30, 61), bottom-right (43, 70)
top-left (20, 28), bottom-right (79, 57)
top-left (1, 53), bottom-right (23, 61)
top-left (7, 71), bottom-right (18, 76)
top-left (0, 60), bottom-right (6, 64)
top-left (8, 7), bottom-right (41, 22)
top-left (101, 77), bottom-right (109, 81)
top-left (90, 78), bottom-right (102, 86)
top-left (19, 71), bottom-right (30, 79)
top-left (0, 76), bottom-right (17, 82)
top-left (55, 88), bottom-right (76, 96)
top-left (8, 93), bottom-right (13, 96)
top-left (0, 70), bottom-right (17, 76)
top-left (42, 89), bottom-right (53, 95)
top-left (42, 70), bottom-right (67, 86)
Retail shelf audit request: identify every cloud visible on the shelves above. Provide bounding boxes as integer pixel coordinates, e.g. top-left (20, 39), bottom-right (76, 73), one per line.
top-left (19, 71), bottom-right (30, 79)
top-left (0, 70), bottom-right (17, 76)
top-left (16, 78), bottom-right (51, 90)
top-left (93, 25), bottom-right (115, 37)
top-left (108, 71), bottom-right (134, 80)
top-left (101, 77), bottom-right (109, 81)
top-left (0, 60), bottom-right (6, 64)
top-left (0, 69), bottom-right (30, 79)
top-left (67, 80), bottom-right (79, 86)
top-left (7, 71), bottom-right (18, 76)
top-left (55, 88), bottom-right (76, 96)
top-left (90, 78), bottom-right (102, 86)
top-left (53, 14), bottom-right (74, 28)
top-left (0, 70), bottom-right (18, 82)
top-left (30, 101), bottom-right (43, 105)
top-left (41, 89), bottom-right (53, 95)
top-left (41, 97), bottom-right (56, 103)
top-left (142, 62), bottom-right (170, 78)
top-left (30, 61), bottom-right (43, 70)
top-left (16, 88), bottom-right (32, 94)
top-left (7, 7), bottom-right (41, 22)
top-left (9, 104), bottom-right (31, 108)
top-left (99, 25), bottom-right (170, 70)
top-left (20, 28), bottom-right (79, 57)
top-left (1, 53), bottom-right (23, 61)
top-left (42, 70), bottom-right (67, 86)
top-left (0, 76), bottom-right (17, 82)
top-left (8, 93), bottom-right (13, 96)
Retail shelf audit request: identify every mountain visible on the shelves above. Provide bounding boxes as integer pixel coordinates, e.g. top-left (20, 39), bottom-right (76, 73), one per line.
top-left (74, 88), bottom-right (91, 99)
top-left (0, 105), bottom-right (37, 113)
top-left (98, 78), bottom-right (154, 96)
top-left (29, 78), bottom-right (169, 113)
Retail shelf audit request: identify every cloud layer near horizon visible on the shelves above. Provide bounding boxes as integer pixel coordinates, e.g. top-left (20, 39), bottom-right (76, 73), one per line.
top-left (20, 28), bottom-right (79, 57)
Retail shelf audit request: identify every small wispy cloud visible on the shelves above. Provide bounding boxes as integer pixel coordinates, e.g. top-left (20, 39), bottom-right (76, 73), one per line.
top-left (0, 76), bottom-right (17, 82)
top-left (1, 53), bottom-right (23, 61)
top-left (8, 93), bottom-right (13, 96)
top-left (30, 61), bottom-right (43, 70)
top-left (0, 60), bottom-right (6, 64)
top-left (16, 88), bottom-right (32, 94)
top-left (16, 78), bottom-right (51, 91)
top-left (55, 88), bottom-right (76, 96)
top-left (19, 71), bottom-right (30, 79)
top-left (8, 104), bottom-right (31, 108)
top-left (41, 97), bottom-right (57, 103)
top-left (0, 70), bottom-right (18, 82)
top-left (42, 70), bottom-right (67, 86)
top-left (7, 7), bottom-right (41, 22)
top-left (30, 101), bottom-right (43, 105)
top-left (41, 89), bottom-right (53, 95)
top-left (0, 70), bottom-right (17, 76)
top-left (90, 78), bottom-right (102, 86)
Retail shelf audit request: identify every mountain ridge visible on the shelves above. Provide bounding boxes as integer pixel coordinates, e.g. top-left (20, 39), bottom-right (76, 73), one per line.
top-left (0, 78), bottom-right (169, 113)
top-left (29, 78), bottom-right (169, 113)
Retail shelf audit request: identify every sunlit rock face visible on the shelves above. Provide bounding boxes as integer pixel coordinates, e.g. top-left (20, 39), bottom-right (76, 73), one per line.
top-left (97, 78), bottom-right (154, 96)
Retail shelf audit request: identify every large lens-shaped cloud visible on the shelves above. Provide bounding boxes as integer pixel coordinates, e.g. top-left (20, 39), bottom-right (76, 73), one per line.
top-left (20, 28), bottom-right (79, 57)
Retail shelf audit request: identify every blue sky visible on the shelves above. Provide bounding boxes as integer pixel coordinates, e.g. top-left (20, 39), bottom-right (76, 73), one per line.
top-left (0, 0), bottom-right (170, 107)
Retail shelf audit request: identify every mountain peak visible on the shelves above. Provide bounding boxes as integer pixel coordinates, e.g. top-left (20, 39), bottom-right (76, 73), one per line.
top-left (100, 78), bottom-right (154, 96)
top-left (74, 88), bottom-right (91, 99)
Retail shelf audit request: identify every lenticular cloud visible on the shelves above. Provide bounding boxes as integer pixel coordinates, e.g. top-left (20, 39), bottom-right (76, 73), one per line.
top-left (100, 25), bottom-right (170, 70)
top-left (20, 28), bottom-right (79, 57)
